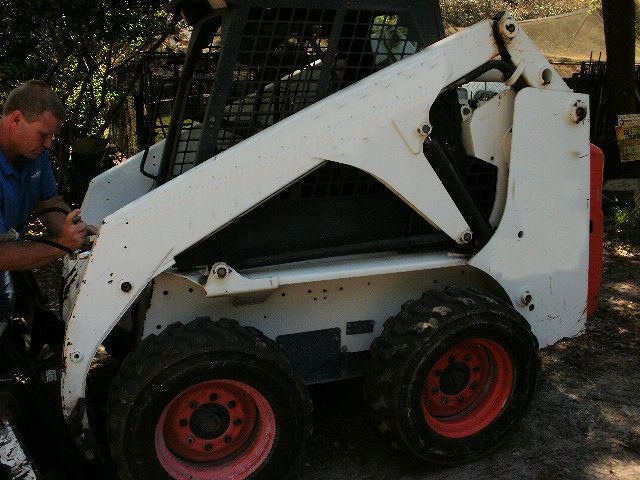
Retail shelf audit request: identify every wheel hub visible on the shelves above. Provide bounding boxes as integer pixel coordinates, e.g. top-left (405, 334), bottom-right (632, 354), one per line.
top-left (190, 403), bottom-right (231, 440)
top-left (161, 380), bottom-right (260, 463)
top-left (421, 338), bottom-right (514, 438)
top-left (439, 362), bottom-right (471, 395)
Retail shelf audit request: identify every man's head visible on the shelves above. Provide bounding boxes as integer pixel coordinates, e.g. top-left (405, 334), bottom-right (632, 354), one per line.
top-left (1, 81), bottom-right (65, 161)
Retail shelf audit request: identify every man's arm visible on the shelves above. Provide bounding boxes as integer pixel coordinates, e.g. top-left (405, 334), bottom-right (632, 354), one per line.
top-left (38, 196), bottom-right (97, 235)
top-left (0, 209), bottom-right (88, 270)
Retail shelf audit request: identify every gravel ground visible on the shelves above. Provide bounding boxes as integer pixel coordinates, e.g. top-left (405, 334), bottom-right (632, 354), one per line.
top-left (33, 245), bottom-right (640, 479)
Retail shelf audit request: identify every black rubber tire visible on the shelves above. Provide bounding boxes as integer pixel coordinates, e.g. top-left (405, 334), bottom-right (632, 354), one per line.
top-left (365, 286), bottom-right (540, 465)
top-left (107, 317), bottom-right (312, 480)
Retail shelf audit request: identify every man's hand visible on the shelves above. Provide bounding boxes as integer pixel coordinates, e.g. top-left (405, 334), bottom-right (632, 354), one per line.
top-left (57, 209), bottom-right (87, 251)
top-left (38, 196), bottom-right (98, 238)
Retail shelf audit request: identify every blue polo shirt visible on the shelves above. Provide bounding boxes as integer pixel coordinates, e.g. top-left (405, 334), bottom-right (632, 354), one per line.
top-left (0, 149), bottom-right (58, 234)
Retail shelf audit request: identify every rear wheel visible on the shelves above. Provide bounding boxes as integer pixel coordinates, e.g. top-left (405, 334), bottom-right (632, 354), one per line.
top-left (107, 318), bottom-right (312, 480)
top-left (366, 287), bottom-right (539, 465)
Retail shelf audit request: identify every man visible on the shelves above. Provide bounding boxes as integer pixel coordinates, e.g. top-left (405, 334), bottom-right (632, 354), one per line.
top-left (0, 80), bottom-right (95, 316)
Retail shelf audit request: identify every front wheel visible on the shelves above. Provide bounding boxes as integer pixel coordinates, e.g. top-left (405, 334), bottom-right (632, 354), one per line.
top-left (366, 287), bottom-right (540, 465)
top-left (107, 318), bottom-right (312, 480)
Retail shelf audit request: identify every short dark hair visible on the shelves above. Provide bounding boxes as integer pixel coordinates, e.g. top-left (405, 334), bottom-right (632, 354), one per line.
top-left (2, 80), bottom-right (65, 121)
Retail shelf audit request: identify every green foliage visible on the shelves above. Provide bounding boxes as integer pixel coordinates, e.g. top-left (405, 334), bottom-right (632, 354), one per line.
top-left (0, 0), bottom-right (175, 138)
top-left (605, 206), bottom-right (640, 246)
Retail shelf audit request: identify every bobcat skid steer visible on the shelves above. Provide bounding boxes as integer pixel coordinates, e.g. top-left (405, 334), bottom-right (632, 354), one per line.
top-left (59, 0), bottom-right (603, 478)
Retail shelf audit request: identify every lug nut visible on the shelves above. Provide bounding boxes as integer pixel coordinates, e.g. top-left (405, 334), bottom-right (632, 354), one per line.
top-left (205, 443), bottom-right (213, 451)
top-left (460, 230), bottom-right (473, 243)
top-left (209, 393), bottom-right (218, 402)
top-left (234, 419), bottom-right (242, 426)
top-left (473, 366), bottom-right (481, 373)
top-left (227, 400), bottom-right (236, 409)
top-left (432, 387), bottom-right (440, 394)
top-left (457, 396), bottom-right (465, 403)
top-left (224, 435), bottom-right (233, 444)
top-left (187, 437), bottom-right (194, 445)
top-left (442, 398), bottom-right (449, 405)
top-left (179, 419), bottom-right (188, 427)
top-left (189, 400), bottom-right (198, 409)
top-left (471, 382), bottom-right (479, 390)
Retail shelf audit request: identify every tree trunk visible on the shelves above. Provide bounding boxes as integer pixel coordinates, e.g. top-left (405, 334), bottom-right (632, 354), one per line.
top-left (602, 0), bottom-right (638, 178)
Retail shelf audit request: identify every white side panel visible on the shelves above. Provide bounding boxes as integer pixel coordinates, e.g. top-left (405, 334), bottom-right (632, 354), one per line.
top-left (144, 263), bottom-right (494, 354)
top-left (80, 141), bottom-right (164, 226)
top-left (470, 88), bottom-right (591, 347)
top-left (461, 89), bottom-right (515, 226)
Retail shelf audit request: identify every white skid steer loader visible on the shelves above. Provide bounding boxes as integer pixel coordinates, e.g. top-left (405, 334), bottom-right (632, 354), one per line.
top-left (17, 0), bottom-right (602, 479)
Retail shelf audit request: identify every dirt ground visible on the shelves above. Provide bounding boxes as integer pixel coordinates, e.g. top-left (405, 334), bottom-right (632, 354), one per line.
top-left (34, 244), bottom-right (640, 479)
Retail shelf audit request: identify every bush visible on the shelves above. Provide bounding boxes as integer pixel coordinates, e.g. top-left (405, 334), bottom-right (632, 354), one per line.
top-left (605, 206), bottom-right (640, 246)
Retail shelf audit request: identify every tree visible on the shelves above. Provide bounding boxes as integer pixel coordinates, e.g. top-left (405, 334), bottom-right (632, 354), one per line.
top-left (0, 0), bottom-right (177, 187)
top-left (602, 0), bottom-right (638, 179)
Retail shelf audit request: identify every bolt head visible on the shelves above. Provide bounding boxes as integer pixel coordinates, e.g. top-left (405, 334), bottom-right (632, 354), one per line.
top-left (460, 230), bottom-right (473, 244)
top-left (234, 418), bottom-right (242, 426)
top-left (209, 393), bottom-right (218, 402)
top-left (216, 267), bottom-right (228, 278)
top-left (499, 16), bottom-right (519, 41)
top-left (457, 396), bottom-right (465, 403)
top-left (571, 100), bottom-right (588, 124)
top-left (432, 386), bottom-right (439, 394)
top-left (205, 443), bottom-right (213, 451)
top-left (224, 435), bottom-right (233, 444)
top-left (227, 400), bottom-right (236, 409)
top-left (187, 437), bottom-right (194, 445)
top-left (189, 400), bottom-right (198, 409)
top-left (442, 397), bottom-right (449, 405)
top-left (179, 419), bottom-right (188, 427)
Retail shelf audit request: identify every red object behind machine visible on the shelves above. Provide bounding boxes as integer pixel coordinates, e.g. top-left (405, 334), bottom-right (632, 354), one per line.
top-left (588, 144), bottom-right (604, 319)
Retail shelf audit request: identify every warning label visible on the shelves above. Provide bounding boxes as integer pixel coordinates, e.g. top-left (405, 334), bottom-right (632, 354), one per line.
top-left (616, 114), bottom-right (640, 163)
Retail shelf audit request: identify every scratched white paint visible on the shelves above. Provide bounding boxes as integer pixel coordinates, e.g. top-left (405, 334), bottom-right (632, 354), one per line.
top-left (0, 418), bottom-right (37, 480)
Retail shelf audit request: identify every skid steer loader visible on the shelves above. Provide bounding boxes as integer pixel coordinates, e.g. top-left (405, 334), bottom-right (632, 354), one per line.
top-left (3, 0), bottom-right (606, 478)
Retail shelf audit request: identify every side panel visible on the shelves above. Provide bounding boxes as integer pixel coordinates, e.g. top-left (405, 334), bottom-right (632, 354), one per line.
top-left (470, 88), bottom-right (591, 347)
top-left (588, 144), bottom-right (604, 319)
top-left (461, 89), bottom-right (515, 226)
top-left (144, 264), bottom-right (503, 356)
top-left (80, 141), bottom-right (164, 227)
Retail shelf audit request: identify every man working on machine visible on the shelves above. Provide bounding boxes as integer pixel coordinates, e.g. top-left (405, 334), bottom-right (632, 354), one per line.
top-left (0, 80), bottom-right (96, 316)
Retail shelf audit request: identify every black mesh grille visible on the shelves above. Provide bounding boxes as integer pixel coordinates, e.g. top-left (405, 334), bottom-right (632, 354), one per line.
top-left (170, 29), bottom-right (223, 177)
top-left (276, 163), bottom-right (384, 200)
top-left (212, 8), bottom-right (335, 155)
top-left (152, 6), bottom-right (425, 181)
top-left (147, 2), bottom-right (451, 269)
top-left (459, 158), bottom-right (498, 218)
top-left (140, 52), bottom-right (186, 146)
